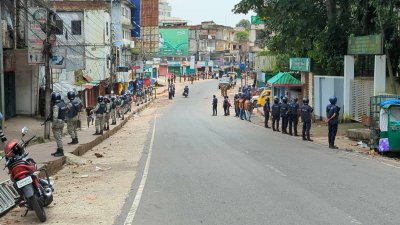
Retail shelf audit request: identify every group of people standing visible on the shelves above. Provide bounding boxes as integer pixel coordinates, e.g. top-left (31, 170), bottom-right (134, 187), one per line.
top-left (48, 91), bottom-right (134, 157)
top-left (211, 95), bottom-right (232, 116)
top-left (265, 96), bottom-right (313, 141)
top-left (263, 95), bottom-right (341, 149)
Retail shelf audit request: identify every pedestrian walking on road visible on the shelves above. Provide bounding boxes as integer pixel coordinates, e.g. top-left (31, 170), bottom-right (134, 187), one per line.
top-left (280, 96), bottom-right (289, 134)
top-left (288, 98), bottom-right (299, 136)
top-left (212, 95), bottom-right (218, 116)
top-left (50, 92), bottom-right (66, 157)
top-left (238, 94), bottom-right (246, 120)
top-left (326, 96), bottom-right (340, 149)
top-left (226, 96), bottom-right (231, 116)
top-left (223, 96), bottom-right (229, 116)
top-left (91, 96), bottom-right (106, 135)
top-left (263, 97), bottom-right (271, 128)
top-left (271, 96), bottom-right (281, 132)
top-left (234, 94), bottom-right (240, 117)
top-left (301, 97), bottom-right (313, 141)
top-left (66, 91), bottom-right (80, 145)
top-left (244, 97), bottom-right (251, 122)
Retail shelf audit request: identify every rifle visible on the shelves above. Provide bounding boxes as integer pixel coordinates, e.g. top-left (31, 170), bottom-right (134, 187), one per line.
top-left (41, 113), bottom-right (53, 126)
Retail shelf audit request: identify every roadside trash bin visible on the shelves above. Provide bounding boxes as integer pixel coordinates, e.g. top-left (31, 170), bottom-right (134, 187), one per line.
top-left (379, 100), bottom-right (400, 152)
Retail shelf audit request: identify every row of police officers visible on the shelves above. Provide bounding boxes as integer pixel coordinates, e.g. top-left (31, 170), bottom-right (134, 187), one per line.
top-left (263, 95), bottom-right (340, 148)
top-left (48, 91), bottom-right (133, 157)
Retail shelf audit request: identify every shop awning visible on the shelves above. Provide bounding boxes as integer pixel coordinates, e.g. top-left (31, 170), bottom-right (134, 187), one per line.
top-left (267, 72), bottom-right (301, 87)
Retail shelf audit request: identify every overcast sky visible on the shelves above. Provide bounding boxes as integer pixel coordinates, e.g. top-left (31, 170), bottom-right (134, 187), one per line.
top-left (168, 0), bottom-right (254, 27)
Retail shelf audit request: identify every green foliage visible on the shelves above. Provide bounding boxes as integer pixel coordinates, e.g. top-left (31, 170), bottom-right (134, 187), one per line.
top-left (236, 30), bottom-right (249, 42)
top-left (232, 0), bottom-right (400, 84)
top-left (131, 48), bottom-right (140, 55)
top-left (236, 19), bottom-right (251, 30)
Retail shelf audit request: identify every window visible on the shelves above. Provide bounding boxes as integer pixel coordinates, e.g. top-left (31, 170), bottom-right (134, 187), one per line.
top-left (71, 20), bottom-right (82, 35)
top-left (54, 19), bottom-right (63, 35)
top-left (106, 22), bottom-right (109, 36)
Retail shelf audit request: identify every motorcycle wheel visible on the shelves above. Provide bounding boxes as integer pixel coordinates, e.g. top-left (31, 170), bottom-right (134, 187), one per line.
top-left (29, 195), bottom-right (46, 222)
top-left (43, 194), bottom-right (53, 207)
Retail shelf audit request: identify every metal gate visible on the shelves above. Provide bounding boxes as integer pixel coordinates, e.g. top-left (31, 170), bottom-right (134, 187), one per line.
top-left (0, 180), bottom-right (19, 214)
top-left (351, 78), bottom-right (374, 123)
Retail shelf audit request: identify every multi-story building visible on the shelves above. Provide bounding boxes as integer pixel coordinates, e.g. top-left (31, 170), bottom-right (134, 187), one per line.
top-left (159, 0), bottom-right (171, 20)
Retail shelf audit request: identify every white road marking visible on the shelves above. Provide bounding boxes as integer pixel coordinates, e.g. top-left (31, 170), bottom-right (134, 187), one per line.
top-left (380, 161), bottom-right (400, 169)
top-left (124, 113), bottom-right (157, 225)
top-left (265, 164), bottom-right (287, 177)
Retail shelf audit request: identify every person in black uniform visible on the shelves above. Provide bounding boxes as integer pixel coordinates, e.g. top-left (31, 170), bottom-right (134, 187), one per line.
top-left (280, 96), bottom-right (289, 134)
top-left (288, 98), bottom-right (299, 136)
top-left (263, 97), bottom-right (271, 128)
top-left (326, 96), bottom-right (340, 149)
top-left (301, 97), bottom-right (313, 141)
top-left (271, 96), bottom-right (281, 132)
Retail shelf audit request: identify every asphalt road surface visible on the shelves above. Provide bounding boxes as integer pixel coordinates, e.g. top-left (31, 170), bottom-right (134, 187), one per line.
top-left (116, 80), bottom-right (400, 225)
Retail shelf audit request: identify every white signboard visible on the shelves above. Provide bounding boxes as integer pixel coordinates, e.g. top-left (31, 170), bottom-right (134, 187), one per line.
top-left (28, 8), bottom-right (47, 64)
top-left (190, 56), bottom-right (195, 69)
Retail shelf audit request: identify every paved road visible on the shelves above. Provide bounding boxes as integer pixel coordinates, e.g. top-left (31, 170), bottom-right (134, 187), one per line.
top-left (118, 80), bottom-right (400, 225)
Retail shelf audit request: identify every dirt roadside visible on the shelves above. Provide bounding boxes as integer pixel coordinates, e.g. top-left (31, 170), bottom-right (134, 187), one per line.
top-left (0, 104), bottom-right (159, 225)
top-left (0, 78), bottom-right (206, 224)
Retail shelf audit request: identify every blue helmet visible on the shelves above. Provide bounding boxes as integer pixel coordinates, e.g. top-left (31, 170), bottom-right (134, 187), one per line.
top-left (329, 96), bottom-right (337, 105)
top-left (51, 92), bottom-right (61, 102)
top-left (282, 96), bottom-right (288, 104)
top-left (97, 96), bottom-right (104, 103)
top-left (67, 91), bottom-right (75, 100)
top-left (303, 97), bottom-right (309, 105)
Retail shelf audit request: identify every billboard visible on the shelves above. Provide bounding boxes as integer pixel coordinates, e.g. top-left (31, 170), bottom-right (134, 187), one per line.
top-left (159, 29), bottom-right (189, 57)
top-left (290, 58), bottom-right (311, 72)
top-left (348, 34), bottom-right (383, 55)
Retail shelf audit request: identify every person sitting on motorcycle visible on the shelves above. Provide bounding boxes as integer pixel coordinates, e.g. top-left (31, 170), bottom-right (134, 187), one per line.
top-left (183, 86), bottom-right (189, 96)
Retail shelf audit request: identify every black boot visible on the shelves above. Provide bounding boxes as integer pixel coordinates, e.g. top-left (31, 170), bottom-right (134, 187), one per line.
top-left (68, 139), bottom-right (74, 145)
top-left (51, 148), bottom-right (64, 157)
top-left (74, 138), bottom-right (79, 144)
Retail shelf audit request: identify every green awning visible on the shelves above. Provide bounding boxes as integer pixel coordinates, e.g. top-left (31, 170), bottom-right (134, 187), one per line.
top-left (267, 72), bottom-right (301, 87)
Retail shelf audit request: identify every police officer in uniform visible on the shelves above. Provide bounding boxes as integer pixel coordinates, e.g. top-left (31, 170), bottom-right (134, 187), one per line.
top-left (51, 92), bottom-right (66, 157)
top-left (91, 96), bottom-right (106, 135)
top-left (271, 96), bottom-right (281, 132)
top-left (301, 97), bottom-right (313, 141)
top-left (280, 96), bottom-right (289, 134)
top-left (104, 96), bottom-right (111, 131)
top-left (288, 98), bottom-right (299, 136)
top-left (110, 96), bottom-right (117, 125)
top-left (66, 91), bottom-right (79, 145)
top-left (263, 97), bottom-right (271, 128)
top-left (326, 96), bottom-right (340, 149)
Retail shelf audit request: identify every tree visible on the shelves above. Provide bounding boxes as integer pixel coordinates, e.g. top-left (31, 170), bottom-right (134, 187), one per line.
top-left (236, 30), bottom-right (249, 42)
top-left (236, 19), bottom-right (251, 30)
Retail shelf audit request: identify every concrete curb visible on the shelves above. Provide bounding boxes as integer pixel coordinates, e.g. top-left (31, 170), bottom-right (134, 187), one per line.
top-left (41, 99), bottom-right (155, 176)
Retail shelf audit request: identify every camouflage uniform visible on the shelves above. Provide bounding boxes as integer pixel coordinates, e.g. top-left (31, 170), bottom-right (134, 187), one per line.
top-left (52, 103), bottom-right (65, 149)
top-left (91, 102), bottom-right (106, 134)
top-left (66, 101), bottom-right (78, 140)
top-left (104, 101), bottom-right (111, 130)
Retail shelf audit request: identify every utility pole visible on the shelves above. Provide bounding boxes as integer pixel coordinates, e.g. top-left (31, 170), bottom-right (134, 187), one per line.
top-left (110, 0), bottom-right (114, 95)
top-left (0, 2), bottom-right (5, 128)
top-left (44, 8), bottom-right (52, 139)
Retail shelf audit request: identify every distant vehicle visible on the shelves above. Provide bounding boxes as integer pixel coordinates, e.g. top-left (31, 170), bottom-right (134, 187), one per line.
top-left (252, 88), bottom-right (272, 107)
top-left (218, 75), bottom-right (231, 89)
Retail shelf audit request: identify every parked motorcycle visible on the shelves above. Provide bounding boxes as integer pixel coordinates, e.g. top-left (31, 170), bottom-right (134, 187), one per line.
top-left (1, 127), bottom-right (54, 222)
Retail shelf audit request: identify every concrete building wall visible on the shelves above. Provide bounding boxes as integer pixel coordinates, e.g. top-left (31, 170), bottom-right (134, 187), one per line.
top-left (55, 11), bottom-right (85, 44)
top-left (314, 76), bottom-right (344, 120)
top-left (14, 49), bottom-right (39, 115)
